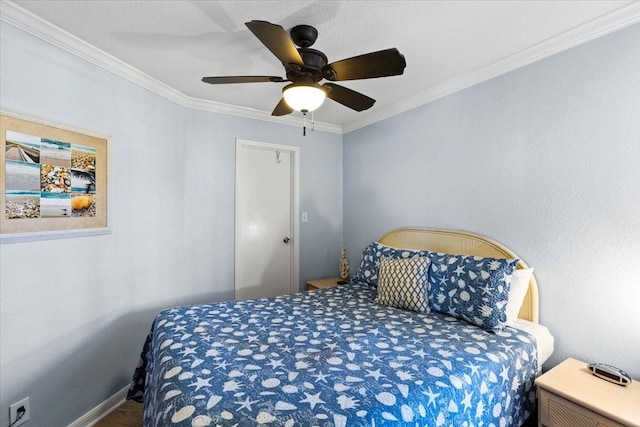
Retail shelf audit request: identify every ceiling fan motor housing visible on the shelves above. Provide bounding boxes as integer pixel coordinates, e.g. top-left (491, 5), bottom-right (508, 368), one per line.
top-left (288, 48), bottom-right (329, 84)
top-left (287, 25), bottom-right (329, 83)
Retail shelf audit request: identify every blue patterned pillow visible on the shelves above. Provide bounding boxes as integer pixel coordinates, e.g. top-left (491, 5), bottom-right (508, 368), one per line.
top-left (428, 253), bottom-right (518, 331)
top-left (351, 242), bottom-right (430, 287)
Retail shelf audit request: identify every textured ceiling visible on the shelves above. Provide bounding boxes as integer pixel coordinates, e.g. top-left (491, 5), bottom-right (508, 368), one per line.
top-left (5, 0), bottom-right (640, 131)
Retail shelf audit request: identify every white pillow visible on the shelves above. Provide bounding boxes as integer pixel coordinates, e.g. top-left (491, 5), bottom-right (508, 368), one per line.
top-left (505, 268), bottom-right (534, 325)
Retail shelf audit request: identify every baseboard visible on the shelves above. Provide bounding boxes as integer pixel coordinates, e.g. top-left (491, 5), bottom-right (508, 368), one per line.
top-left (68, 385), bottom-right (129, 427)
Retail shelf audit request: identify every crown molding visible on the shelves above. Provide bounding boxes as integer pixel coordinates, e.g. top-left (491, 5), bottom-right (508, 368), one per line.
top-left (342, 2), bottom-right (640, 133)
top-left (2, 1), bottom-right (638, 136)
top-left (0, 1), bottom-right (342, 134)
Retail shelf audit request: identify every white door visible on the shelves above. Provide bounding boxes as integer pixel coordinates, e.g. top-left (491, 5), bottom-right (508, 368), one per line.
top-left (235, 139), bottom-right (299, 300)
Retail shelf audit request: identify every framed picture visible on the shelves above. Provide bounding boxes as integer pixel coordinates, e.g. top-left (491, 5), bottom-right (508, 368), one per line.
top-left (1, 111), bottom-right (110, 243)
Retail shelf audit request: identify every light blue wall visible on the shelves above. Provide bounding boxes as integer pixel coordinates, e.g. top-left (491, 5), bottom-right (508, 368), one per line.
top-left (0, 22), bottom-right (342, 426)
top-left (344, 23), bottom-right (640, 378)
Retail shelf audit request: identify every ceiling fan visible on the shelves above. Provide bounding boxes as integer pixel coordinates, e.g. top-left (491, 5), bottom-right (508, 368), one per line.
top-left (202, 20), bottom-right (406, 117)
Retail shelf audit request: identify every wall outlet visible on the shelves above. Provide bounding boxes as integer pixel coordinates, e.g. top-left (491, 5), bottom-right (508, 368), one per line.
top-left (9, 397), bottom-right (30, 426)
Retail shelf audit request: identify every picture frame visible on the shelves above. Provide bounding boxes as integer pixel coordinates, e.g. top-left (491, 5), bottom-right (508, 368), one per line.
top-left (1, 111), bottom-right (110, 243)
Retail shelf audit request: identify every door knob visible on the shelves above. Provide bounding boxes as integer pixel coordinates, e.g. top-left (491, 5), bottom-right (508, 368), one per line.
top-left (283, 237), bottom-right (290, 244)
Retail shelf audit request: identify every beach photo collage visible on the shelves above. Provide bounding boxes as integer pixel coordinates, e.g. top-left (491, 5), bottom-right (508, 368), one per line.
top-left (5, 130), bottom-right (97, 219)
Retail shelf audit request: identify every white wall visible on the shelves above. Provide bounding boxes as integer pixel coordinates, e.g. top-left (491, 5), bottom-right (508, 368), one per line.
top-left (0, 22), bottom-right (343, 426)
top-left (344, 23), bottom-right (640, 378)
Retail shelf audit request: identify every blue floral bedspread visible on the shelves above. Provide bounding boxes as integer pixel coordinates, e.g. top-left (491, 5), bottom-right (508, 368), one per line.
top-left (128, 283), bottom-right (537, 426)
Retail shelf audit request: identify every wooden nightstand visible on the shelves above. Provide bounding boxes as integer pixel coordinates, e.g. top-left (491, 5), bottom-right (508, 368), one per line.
top-left (535, 358), bottom-right (640, 427)
top-left (306, 277), bottom-right (343, 291)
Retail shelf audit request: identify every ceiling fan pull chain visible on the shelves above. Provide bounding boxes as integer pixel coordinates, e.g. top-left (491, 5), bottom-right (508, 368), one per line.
top-left (311, 111), bottom-right (315, 132)
top-left (303, 112), bottom-right (307, 136)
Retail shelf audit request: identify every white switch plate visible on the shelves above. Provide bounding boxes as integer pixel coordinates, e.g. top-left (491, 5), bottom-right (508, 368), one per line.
top-left (301, 212), bottom-right (308, 222)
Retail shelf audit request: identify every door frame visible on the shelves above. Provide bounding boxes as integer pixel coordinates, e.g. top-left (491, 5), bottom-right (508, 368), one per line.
top-left (234, 138), bottom-right (300, 297)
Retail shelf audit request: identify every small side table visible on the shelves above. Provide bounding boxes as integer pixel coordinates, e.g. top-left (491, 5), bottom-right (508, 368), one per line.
top-left (535, 357), bottom-right (640, 427)
top-left (306, 277), bottom-right (343, 291)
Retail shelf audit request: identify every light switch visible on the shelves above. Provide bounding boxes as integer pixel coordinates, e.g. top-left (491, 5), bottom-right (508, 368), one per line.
top-left (302, 212), bottom-right (308, 223)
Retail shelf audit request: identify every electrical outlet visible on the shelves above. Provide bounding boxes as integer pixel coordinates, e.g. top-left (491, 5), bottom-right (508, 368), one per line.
top-left (9, 397), bottom-right (29, 426)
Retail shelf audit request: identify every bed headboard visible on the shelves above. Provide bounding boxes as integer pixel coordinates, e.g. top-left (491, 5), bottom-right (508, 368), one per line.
top-left (378, 227), bottom-right (539, 323)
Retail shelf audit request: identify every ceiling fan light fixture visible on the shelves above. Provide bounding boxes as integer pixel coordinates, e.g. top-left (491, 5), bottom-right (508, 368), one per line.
top-left (282, 83), bottom-right (326, 113)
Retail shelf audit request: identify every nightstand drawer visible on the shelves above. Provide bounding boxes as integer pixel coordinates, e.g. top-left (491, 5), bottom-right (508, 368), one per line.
top-left (539, 389), bottom-right (625, 427)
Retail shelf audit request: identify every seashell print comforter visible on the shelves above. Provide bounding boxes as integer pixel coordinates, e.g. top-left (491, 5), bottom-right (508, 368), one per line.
top-left (128, 282), bottom-right (537, 426)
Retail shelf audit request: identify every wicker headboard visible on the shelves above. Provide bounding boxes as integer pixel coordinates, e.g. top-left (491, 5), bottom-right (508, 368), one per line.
top-left (378, 227), bottom-right (539, 323)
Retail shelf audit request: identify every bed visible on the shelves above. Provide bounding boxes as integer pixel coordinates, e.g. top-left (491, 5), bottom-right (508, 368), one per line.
top-left (128, 227), bottom-right (553, 426)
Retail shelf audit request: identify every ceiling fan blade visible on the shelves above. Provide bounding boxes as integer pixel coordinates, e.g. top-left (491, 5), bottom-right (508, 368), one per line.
top-left (245, 20), bottom-right (304, 67)
top-left (323, 48), bottom-right (406, 81)
top-left (202, 76), bottom-right (285, 84)
top-left (272, 98), bottom-right (293, 116)
top-left (323, 83), bottom-right (375, 111)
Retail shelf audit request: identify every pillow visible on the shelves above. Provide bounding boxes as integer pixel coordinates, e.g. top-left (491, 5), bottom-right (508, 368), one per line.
top-left (351, 242), bottom-right (430, 287)
top-left (375, 257), bottom-right (431, 313)
top-left (504, 267), bottom-right (534, 326)
top-left (428, 253), bottom-right (519, 331)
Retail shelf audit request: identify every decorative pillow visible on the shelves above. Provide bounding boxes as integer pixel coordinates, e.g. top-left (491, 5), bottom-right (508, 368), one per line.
top-left (351, 242), bottom-right (430, 287)
top-left (428, 253), bottom-right (519, 331)
top-left (375, 257), bottom-right (431, 313)
top-left (504, 267), bottom-right (534, 326)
